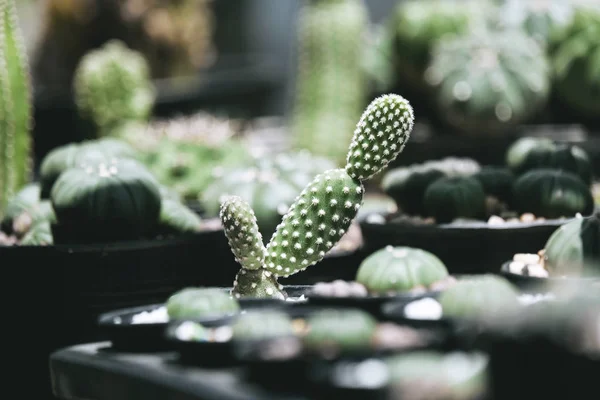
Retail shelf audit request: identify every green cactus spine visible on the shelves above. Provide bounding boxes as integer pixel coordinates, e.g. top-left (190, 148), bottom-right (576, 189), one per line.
top-left (0, 0), bottom-right (32, 216)
top-left (220, 94), bottom-right (414, 298)
top-left (291, 0), bottom-right (368, 165)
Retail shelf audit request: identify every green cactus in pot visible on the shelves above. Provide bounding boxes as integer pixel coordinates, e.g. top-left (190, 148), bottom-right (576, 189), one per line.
top-left (0, 0), bottom-right (33, 216)
top-left (220, 94), bottom-right (415, 299)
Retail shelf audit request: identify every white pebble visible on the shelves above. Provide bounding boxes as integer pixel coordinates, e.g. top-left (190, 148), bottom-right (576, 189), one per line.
top-left (513, 253), bottom-right (540, 264)
top-left (404, 298), bottom-right (442, 320)
top-left (131, 307), bottom-right (169, 324)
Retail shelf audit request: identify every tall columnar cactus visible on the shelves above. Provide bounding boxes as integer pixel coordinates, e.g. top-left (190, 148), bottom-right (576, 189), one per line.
top-left (73, 40), bottom-right (155, 135)
top-left (0, 0), bottom-right (32, 216)
top-left (291, 0), bottom-right (368, 166)
top-left (221, 94), bottom-right (414, 298)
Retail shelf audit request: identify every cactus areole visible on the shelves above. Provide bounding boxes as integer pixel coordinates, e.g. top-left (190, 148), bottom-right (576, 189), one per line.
top-left (220, 94), bottom-right (415, 298)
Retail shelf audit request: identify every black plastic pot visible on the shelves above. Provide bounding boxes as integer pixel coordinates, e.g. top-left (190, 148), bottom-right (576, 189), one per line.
top-left (499, 261), bottom-right (600, 293)
top-left (96, 285), bottom-right (312, 352)
top-left (307, 290), bottom-right (441, 320)
top-left (360, 219), bottom-right (569, 275)
top-left (483, 330), bottom-right (599, 399)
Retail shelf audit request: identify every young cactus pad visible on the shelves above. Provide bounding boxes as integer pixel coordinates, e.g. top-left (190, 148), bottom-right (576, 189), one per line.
top-left (345, 94), bottom-right (414, 181)
top-left (0, 0), bottom-right (32, 214)
top-left (220, 195), bottom-right (266, 271)
top-left (264, 168), bottom-right (364, 277)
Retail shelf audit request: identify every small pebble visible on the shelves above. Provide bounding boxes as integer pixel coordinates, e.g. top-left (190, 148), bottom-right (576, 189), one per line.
top-left (488, 215), bottom-right (505, 225)
top-left (372, 323), bottom-right (425, 350)
top-left (404, 297), bottom-right (443, 320)
top-left (513, 253), bottom-right (540, 264)
top-left (508, 261), bottom-right (526, 275)
top-left (520, 213), bottom-right (535, 223)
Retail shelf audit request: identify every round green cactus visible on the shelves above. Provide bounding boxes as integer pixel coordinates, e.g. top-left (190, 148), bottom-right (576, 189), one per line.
top-left (166, 288), bottom-right (240, 320)
top-left (220, 196), bottom-right (266, 271)
top-left (231, 309), bottom-right (294, 341)
top-left (472, 166), bottom-right (515, 206)
top-left (382, 163), bottom-right (446, 216)
top-left (264, 169), bottom-right (364, 277)
top-left (549, 4), bottom-right (600, 118)
top-left (390, 0), bottom-right (486, 90)
top-left (512, 169), bottom-right (594, 219)
top-left (303, 308), bottom-right (378, 352)
top-left (73, 40), bottom-right (155, 132)
top-left (356, 246), bottom-right (449, 295)
top-left (544, 211), bottom-right (600, 277)
top-left (425, 28), bottom-right (551, 134)
top-left (39, 138), bottom-right (138, 199)
top-left (505, 136), bottom-right (556, 173)
top-left (439, 275), bottom-right (520, 319)
top-left (50, 158), bottom-right (162, 243)
top-left (345, 94), bottom-right (414, 181)
top-left (507, 138), bottom-right (593, 185)
top-left (423, 176), bottom-right (487, 223)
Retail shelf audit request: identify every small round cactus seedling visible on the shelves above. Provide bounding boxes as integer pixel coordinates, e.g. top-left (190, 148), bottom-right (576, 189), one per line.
top-left (231, 268), bottom-right (285, 300)
top-left (166, 288), bottom-right (240, 320)
top-left (356, 246), bottom-right (450, 295)
top-left (345, 94), bottom-right (414, 181)
top-left (264, 168), bottom-right (364, 277)
top-left (303, 308), bottom-right (378, 352)
top-left (220, 196), bottom-right (266, 271)
top-left (231, 309), bottom-right (295, 341)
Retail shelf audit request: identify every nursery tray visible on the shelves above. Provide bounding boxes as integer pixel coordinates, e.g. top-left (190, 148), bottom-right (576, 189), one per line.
top-left (97, 285), bottom-right (313, 351)
top-left (360, 218), bottom-right (570, 275)
top-left (499, 261), bottom-right (600, 293)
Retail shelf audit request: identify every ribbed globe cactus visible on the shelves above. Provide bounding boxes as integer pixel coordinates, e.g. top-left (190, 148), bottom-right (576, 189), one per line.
top-left (0, 0), bottom-right (33, 216)
top-left (73, 40), bottom-right (155, 134)
top-left (220, 94), bottom-right (415, 298)
top-left (425, 28), bottom-right (551, 135)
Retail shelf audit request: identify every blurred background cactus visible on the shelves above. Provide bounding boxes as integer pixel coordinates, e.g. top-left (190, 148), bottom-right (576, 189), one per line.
top-left (290, 0), bottom-right (369, 166)
top-left (31, 0), bottom-right (215, 89)
top-left (0, 0), bottom-right (33, 215)
top-left (73, 40), bottom-right (156, 135)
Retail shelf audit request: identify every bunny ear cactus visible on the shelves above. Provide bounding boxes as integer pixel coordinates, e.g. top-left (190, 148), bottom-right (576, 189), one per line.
top-left (0, 0), bottom-right (33, 216)
top-left (220, 94), bottom-right (414, 298)
top-left (73, 40), bottom-right (155, 135)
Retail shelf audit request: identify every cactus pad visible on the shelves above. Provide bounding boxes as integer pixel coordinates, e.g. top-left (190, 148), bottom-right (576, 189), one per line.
top-left (264, 168), bottom-right (364, 277)
top-left (231, 268), bottom-right (285, 299)
top-left (345, 94), bottom-right (414, 181)
top-left (219, 196), bottom-right (266, 271)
